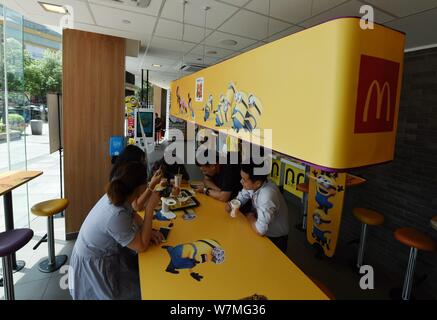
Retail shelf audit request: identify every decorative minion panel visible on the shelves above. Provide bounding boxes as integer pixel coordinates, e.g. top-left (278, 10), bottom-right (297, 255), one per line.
top-left (306, 168), bottom-right (346, 257)
top-left (170, 17), bottom-right (405, 170)
top-left (125, 95), bottom-right (139, 140)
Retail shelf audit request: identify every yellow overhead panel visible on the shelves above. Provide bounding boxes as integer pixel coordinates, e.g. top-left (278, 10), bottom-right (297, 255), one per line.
top-left (170, 17), bottom-right (405, 171)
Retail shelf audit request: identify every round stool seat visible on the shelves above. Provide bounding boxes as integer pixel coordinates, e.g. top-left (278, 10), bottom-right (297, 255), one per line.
top-left (297, 183), bottom-right (309, 193)
top-left (31, 199), bottom-right (69, 217)
top-left (353, 208), bottom-right (384, 226)
top-left (0, 229), bottom-right (34, 257)
top-left (431, 216), bottom-right (437, 231)
top-left (394, 227), bottom-right (436, 252)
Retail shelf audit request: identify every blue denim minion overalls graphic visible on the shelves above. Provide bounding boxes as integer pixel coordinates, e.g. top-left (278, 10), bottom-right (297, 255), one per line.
top-left (310, 171), bottom-right (344, 251)
top-left (163, 239), bottom-right (225, 281)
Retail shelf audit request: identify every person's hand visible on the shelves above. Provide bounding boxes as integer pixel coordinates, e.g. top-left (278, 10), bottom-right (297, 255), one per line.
top-left (192, 183), bottom-right (204, 192)
top-left (150, 169), bottom-right (163, 190)
top-left (151, 230), bottom-right (164, 245)
top-left (146, 191), bottom-right (161, 212)
top-left (225, 202), bottom-right (231, 213)
top-left (195, 186), bottom-right (205, 194)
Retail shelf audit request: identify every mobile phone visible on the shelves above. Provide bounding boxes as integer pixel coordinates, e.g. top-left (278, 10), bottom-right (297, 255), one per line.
top-left (159, 227), bottom-right (171, 242)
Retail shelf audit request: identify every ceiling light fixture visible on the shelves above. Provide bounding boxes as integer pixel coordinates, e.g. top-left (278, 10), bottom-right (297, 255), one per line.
top-left (220, 39), bottom-right (238, 46)
top-left (38, 2), bottom-right (68, 14)
top-left (152, 64), bottom-right (161, 67)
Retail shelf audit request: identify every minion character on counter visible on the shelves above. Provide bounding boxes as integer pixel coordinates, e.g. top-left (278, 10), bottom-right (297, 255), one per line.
top-left (162, 239), bottom-right (225, 281)
top-left (313, 172), bottom-right (344, 214)
top-left (203, 94), bottom-right (213, 122)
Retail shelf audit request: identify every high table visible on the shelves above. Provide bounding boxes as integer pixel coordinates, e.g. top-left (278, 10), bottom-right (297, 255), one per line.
top-left (0, 170), bottom-right (43, 271)
top-left (138, 190), bottom-right (328, 300)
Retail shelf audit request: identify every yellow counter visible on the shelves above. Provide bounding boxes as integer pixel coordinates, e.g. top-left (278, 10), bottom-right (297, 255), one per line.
top-left (138, 192), bottom-right (328, 300)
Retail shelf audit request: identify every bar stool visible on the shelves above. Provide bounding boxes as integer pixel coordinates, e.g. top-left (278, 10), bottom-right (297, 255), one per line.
top-left (394, 227), bottom-right (436, 300)
top-left (31, 199), bottom-right (69, 273)
top-left (295, 182), bottom-right (309, 232)
top-left (352, 208), bottom-right (384, 269)
top-left (0, 229), bottom-right (34, 300)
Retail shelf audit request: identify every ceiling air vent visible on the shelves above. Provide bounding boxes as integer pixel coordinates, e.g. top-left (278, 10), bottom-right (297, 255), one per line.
top-left (179, 63), bottom-right (207, 73)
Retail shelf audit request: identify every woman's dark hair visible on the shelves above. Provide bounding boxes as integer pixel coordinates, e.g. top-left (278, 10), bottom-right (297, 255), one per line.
top-left (107, 161), bottom-right (148, 206)
top-left (152, 157), bottom-right (190, 181)
top-left (241, 161), bottom-right (268, 183)
top-left (110, 145), bottom-right (146, 181)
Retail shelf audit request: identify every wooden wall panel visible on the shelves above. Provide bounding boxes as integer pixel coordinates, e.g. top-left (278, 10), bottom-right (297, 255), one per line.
top-left (63, 29), bottom-right (125, 235)
top-left (153, 86), bottom-right (162, 115)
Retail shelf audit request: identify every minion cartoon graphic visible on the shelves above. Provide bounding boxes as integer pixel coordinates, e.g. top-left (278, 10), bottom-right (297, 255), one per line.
top-left (311, 210), bottom-right (332, 250)
top-left (188, 93), bottom-right (195, 119)
top-left (214, 95), bottom-right (227, 127)
top-left (245, 94), bottom-right (263, 131)
top-left (223, 82), bottom-right (236, 122)
top-left (163, 239), bottom-right (225, 281)
top-left (231, 91), bottom-right (249, 132)
top-left (314, 172), bottom-right (343, 213)
top-left (176, 86), bottom-right (188, 114)
top-left (203, 95), bottom-right (213, 122)
top-left (125, 95), bottom-right (139, 116)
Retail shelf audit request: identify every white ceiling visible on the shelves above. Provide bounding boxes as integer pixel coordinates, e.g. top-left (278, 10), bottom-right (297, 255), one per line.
top-left (5, 0), bottom-right (437, 89)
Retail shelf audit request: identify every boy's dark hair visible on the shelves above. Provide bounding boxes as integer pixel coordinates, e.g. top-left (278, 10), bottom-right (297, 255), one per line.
top-left (240, 161), bottom-right (268, 183)
top-left (107, 162), bottom-right (148, 206)
top-left (110, 145), bottom-right (145, 181)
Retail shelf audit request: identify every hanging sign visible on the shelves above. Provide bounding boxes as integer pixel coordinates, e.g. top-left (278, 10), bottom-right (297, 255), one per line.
top-left (170, 18), bottom-right (405, 170)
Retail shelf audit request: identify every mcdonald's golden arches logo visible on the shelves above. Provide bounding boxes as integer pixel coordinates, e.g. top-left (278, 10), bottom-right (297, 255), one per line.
top-left (354, 55), bottom-right (400, 133)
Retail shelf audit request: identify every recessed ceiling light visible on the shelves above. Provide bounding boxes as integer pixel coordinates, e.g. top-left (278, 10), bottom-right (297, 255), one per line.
top-left (152, 64), bottom-right (161, 67)
top-left (38, 2), bottom-right (67, 14)
top-left (122, 19), bottom-right (131, 24)
top-left (220, 39), bottom-right (238, 46)
top-left (207, 50), bottom-right (217, 55)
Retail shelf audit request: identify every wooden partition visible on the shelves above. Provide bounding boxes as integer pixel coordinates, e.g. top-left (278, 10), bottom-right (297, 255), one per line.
top-left (153, 86), bottom-right (162, 114)
top-left (63, 29), bottom-right (125, 236)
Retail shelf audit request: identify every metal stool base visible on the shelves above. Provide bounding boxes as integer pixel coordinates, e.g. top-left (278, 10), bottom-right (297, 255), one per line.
top-left (38, 255), bottom-right (67, 273)
top-left (0, 260), bottom-right (25, 287)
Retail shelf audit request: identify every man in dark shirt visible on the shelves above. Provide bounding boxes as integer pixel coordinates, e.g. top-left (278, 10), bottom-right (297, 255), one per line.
top-left (195, 150), bottom-right (242, 202)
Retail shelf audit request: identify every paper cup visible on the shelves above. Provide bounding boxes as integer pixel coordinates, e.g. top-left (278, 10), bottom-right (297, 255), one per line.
top-left (230, 199), bottom-right (241, 218)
